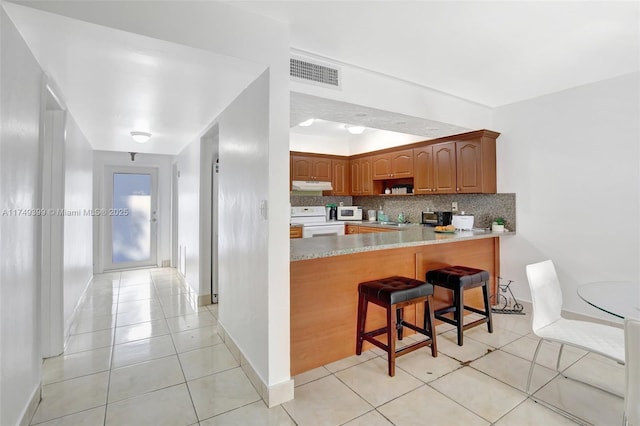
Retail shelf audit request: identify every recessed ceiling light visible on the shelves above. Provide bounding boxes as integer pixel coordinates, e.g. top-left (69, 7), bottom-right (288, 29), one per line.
top-left (345, 125), bottom-right (365, 135)
top-left (298, 118), bottom-right (315, 127)
top-left (130, 131), bottom-right (151, 143)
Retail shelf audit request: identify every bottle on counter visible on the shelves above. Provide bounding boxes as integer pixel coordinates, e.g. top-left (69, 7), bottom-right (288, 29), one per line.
top-left (397, 212), bottom-right (405, 223)
top-left (377, 205), bottom-right (384, 222)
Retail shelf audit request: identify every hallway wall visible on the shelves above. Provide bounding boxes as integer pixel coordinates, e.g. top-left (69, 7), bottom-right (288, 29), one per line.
top-left (62, 115), bottom-right (94, 335)
top-left (0, 10), bottom-right (44, 426)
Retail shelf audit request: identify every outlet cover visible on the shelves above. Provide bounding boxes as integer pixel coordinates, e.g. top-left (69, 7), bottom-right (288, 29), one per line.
top-left (452, 201), bottom-right (458, 212)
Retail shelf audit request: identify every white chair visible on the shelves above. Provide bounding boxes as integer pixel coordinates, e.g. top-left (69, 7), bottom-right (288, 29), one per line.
top-left (624, 318), bottom-right (640, 426)
top-left (525, 260), bottom-right (625, 393)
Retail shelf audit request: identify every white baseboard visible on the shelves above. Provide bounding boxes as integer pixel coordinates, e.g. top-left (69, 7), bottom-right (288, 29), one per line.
top-left (19, 384), bottom-right (41, 426)
top-left (217, 324), bottom-right (294, 407)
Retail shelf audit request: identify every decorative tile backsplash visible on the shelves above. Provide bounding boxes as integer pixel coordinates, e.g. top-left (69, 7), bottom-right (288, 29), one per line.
top-left (291, 193), bottom-right (517, 231)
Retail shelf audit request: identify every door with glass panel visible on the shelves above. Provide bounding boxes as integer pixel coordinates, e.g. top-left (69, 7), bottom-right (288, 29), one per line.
top-left (104, 166), bottom-right (158, 270)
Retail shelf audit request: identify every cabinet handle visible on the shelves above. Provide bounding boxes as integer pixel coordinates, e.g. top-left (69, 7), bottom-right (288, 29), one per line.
top-left (456, 187), bottom-right (460, 191)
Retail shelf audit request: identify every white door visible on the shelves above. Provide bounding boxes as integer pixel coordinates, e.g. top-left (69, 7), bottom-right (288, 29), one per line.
top-left (104, 166), bottom-right (158, 270)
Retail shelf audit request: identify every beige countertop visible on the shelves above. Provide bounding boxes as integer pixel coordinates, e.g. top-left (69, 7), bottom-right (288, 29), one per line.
top-left (291, 226), bottom-right (514, 261)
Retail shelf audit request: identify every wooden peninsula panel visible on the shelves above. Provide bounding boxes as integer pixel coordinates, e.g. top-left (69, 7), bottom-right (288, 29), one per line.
top-left (290, 237), bottom-right (499, 375)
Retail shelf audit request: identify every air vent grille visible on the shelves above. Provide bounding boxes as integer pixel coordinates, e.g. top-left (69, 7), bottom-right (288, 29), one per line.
top-left (290, 57), bottom-right (340, 87)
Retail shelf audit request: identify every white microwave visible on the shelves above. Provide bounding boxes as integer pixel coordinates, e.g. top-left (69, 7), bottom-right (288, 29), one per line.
top-left (337, 206), bottom-right (362, 221)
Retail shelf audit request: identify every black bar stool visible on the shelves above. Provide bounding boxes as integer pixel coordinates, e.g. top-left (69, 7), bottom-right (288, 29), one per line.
top-left (356, 276), bottom-right (438, 376)
top-left (426, 265), bottom-right (493, 346)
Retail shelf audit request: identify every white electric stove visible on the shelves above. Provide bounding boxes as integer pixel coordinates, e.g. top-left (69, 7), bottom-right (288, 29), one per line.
top-left (290, 206), bottom-right (345, 238)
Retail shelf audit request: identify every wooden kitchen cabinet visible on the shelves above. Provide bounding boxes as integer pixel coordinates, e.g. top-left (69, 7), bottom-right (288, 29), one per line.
top-left (291, 154), bottom-right (331, 182)
top-left (413, 131), bottom-right (497, 194)
top-left (371, 149), bottom-right (414, 180)
top-left (413, 142), bottom-right (456, 194)
top-left (290, 226), bottom-right (303, 239)
top-left (345, 224), bottom-right (395, 234)
top-left (331, 158), bottom-right (349, 196)
top-left (349, 157), bottom-right (373, 195)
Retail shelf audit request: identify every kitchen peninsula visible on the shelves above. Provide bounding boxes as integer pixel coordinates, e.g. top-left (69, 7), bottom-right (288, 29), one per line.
top-left (290, 227), bottom-right (511, 375)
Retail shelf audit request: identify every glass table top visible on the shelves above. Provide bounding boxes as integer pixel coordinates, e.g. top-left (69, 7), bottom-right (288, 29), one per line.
top-left (577, 281), bottom-right (640, 320)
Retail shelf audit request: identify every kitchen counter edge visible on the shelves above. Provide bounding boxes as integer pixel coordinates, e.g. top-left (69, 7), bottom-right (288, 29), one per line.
top-left (291, 228), bottom-right (514, 261)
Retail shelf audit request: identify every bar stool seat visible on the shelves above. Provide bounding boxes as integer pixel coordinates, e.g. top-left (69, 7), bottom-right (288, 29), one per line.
top-left (427, 265), bottom-right (493, 346)
top-left (356, 276), bottom-right (437, 376)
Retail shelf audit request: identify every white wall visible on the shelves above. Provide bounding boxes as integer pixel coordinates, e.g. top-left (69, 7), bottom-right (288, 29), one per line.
top-left (217, 72), bottom-right (271, 384)
top-left (291, 51), bottom-right (493, 132)
top-left (175, 140), bottom-right (201, 293)
top-left (0, 10), bottom-right (44, 425)
top-left (92, 151), bottom-right (173, 273)
top-left (62, 115), bottom-right (94, 334)
top-left (495, 72), bottom-right (640, 319)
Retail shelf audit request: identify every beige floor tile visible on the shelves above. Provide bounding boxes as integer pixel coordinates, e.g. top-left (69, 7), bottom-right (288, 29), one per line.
top-left (465, 326), bottom-right (523, 348)
top-left (178, 344), bottom-right (239, 381)
top-left (208, 303), bottom-right (219, 318)
top-left (324, 350), bottom-right (378, 373)
top-left (77, 300), bottom-right (117, 317)
top-left (111, 335), bottom-right (176, 368)
top-left (534, 376), bottom-right (624, 425)
top-left (334, 357), bottom-right (423, 407)
top-left (430, 366), bottom-right (527, 422)
top-left (470, 349), bottom-right (558, 393)
top-left (562, 352), bottom-right (625, 396)
top-left (188, 367), bottom-right (261, 420)
top-left (293, 366), bottom-right (331, 387)
top-left (117, 287), bottom-right (157, 303)
top-left (377, 385), bottom-right (489, 426)
top-left (64, 329), bottom-right (114, 354)
top-left (395, 350), bottom-right (462, 383)
top-left (490, 312), bottom-right (532, 336)
top-left (114, 319), bottom-right (170, 345)
top-left (116, 298), bottom-right (162, 314)
top-left (116, 306), bottom-right (165, 327)
top-left (31, 372), bottom-right (109, 424)
top-left (108, 355), bottom-right (184, 403)
top-left (42, 347), bottom-right (112, 385)
top-left (165, 311), bottom-right (217, 332)
top-left (172, 326), bottom-right (222, 353)
top-left (500, 335), bottom-right (587, 370)
top-left (72, 313), bottom-right (116, 334)
top-left (436, 330), bottom-right (495, 363)
top-left (105, 383), bottom-right (197, 426)
top-left (32, 406), bottom-right (106, 426)
top-left (282, 375), bottom-right (372, 426)
top-left (119, 277), bottom-right (153, 287)
top-left (343, 410), bottom-right (394, 426)
top-left (200, 400), bottom-right (295, 426)
top-left (494, 399), bottom-right (580, 425)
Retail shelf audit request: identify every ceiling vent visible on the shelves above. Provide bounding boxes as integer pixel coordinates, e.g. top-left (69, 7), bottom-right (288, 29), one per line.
top-left (290, 56), bottom-right (341, 90)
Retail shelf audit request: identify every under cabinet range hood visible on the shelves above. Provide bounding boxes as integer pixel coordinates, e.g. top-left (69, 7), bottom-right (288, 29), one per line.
top-left (291, 180), bottom-right (333, 191)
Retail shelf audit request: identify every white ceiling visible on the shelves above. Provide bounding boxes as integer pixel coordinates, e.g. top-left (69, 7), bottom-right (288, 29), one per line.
top-left (4, 2), bottom-right (263, 155)
top-left (234, 1), bottom-right (639, 107)
top-left (4, 1), bottom-right (639, 155)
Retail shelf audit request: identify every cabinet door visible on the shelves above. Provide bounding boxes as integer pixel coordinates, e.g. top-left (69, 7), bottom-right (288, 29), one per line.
top-left (413, 146), bottom-right (434, 194)
top-left (360, 157), bottom-right (373, 195)
top-left (291, 155), bottom-right (312, 181)
top-left (391, 149), bottom-right (414, 177)
top-left (350, 159), bottom-right (361, 195)
top-left (371, 154), bottom-right (392, 179)
top-left (456, 141), bottom-right (482, 193)
top-left (331, 159), bottom-right (349, 195)
top-left (433, 142), bottom-right (456, 193)
top-left (313, 158), bottom-right (332, 182)
top-left (345, 224), bottom-right (359, 234)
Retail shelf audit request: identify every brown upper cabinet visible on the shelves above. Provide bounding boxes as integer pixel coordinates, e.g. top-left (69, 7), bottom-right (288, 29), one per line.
top-left (331, 158), bottom-right (350, 196)
top-left (291, 154), bottom-right (332, 182)
top-left (290, 129), bottom-right (499, 195)
top-left (349, 157), bottom-right (373, 195)
top-left (371, 149), bottom-right (414, 179)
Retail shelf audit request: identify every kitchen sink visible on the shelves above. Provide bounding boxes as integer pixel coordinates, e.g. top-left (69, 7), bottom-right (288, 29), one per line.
top-left (378, 221), bottom-right (411, 227)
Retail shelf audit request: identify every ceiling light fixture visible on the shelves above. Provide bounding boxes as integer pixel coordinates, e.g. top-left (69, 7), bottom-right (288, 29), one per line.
top-left (130, 131), bottom-right (151, 143)
top-left (298, 118), bottom-right (315, 127)
top-left (345, 125), bottom-right (365, 135)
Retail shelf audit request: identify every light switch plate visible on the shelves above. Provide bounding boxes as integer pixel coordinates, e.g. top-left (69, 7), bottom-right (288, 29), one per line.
top-left (451, 201), bottom-right (458, 212)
